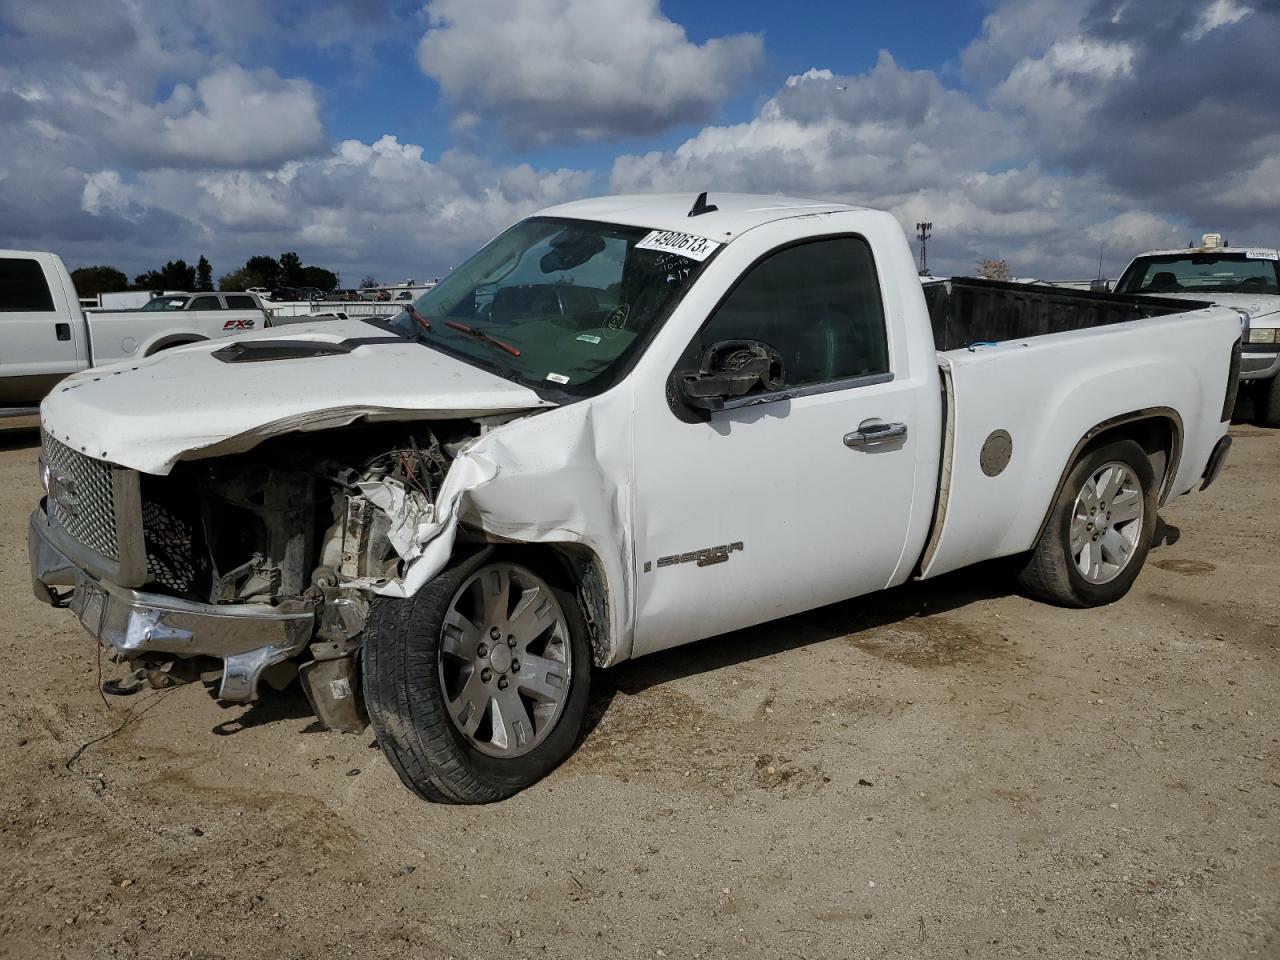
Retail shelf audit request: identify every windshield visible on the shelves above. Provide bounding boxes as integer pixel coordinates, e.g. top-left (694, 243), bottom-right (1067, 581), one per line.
top-left (1116, 254), bottom-right (1280, 295)
top-left (141, 295), bottom-right (189, 311)
top-left (386, 216), bottom-right (717, 397)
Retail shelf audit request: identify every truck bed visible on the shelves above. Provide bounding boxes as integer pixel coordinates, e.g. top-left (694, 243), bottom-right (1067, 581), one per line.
top-left (922, 277), bottom-right (1209, 351)
top-left (914, 284), bottom-right (1240, 582)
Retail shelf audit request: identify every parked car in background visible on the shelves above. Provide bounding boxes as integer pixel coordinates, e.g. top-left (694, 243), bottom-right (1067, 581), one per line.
top-left (1116, 234), bottom-right (1279, 425)
top-left (139, 291), bottom-right (266, 315)
top-left (0, 251), bottom-right (266, 414)
top-left (268, 286), bottom-right (301, 302)
top-left (28, 194), bottom-right (1240, 804)
top-left (246, 287), bottom-right (271, 299)
top-left (297, 286), bottom-right (325, 301)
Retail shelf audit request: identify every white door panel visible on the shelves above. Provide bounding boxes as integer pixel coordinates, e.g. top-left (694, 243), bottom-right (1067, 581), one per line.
top-left (631, 375), bottom-right (920, 656)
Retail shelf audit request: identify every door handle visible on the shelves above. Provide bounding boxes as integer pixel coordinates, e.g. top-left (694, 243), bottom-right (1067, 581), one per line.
top-left (844, 420), bottom-right (908, 448)
top-left (55, 322), bottom-right (71, 342)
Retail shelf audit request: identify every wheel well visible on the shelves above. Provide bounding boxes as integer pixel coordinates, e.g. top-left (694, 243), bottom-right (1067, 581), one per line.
top-left (482, 542), bottom-right (614, 669)
top-left (1079, 415), bottom-right (1179, 501)
top-left (1034, 409), bottom-right (1183, 544)
top-left (145, 334), bottom-right (207, 356)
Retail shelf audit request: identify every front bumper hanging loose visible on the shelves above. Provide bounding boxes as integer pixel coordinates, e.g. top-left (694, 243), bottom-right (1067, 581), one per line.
top-left (29, 507), bottom-right (315, 701)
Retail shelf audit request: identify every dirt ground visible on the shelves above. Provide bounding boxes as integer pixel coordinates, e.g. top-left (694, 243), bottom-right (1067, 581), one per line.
top-left (0, 410), bottom-right (1276, 960)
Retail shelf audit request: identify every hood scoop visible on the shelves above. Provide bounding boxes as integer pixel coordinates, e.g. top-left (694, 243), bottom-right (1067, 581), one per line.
top-left (212, 334), bottom-right (402, 363)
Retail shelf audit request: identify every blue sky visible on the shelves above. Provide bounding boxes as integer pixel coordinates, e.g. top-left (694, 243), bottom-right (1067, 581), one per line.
top-left (1, 0), bottom-right (1276, 284)
top-left (312, 1), bottom-right (990, 167)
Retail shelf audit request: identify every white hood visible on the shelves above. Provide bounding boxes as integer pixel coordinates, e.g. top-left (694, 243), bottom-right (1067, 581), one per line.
top-left (40, 319), bottom-right (555, 474)
top-left (1153, 291), bottom-right (1280, 323)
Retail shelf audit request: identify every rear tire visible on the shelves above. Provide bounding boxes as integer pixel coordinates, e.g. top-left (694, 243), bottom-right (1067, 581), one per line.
top-left (363, 551), bottom-right (590, 804)
top-left (1017, 439), bottom-right (1157, 608)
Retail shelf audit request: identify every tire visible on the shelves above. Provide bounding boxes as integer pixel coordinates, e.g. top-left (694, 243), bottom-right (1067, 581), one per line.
top-left (1017, 439), bottom-right (1158, 608)
top-left (1257, 377), bottom-right (1280, 428)
top-left (363, 551), bottom-right (591, 803)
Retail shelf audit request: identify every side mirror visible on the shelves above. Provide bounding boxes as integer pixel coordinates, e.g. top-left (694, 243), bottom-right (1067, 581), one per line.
top-left (677, 339), bottom-right (784, 411)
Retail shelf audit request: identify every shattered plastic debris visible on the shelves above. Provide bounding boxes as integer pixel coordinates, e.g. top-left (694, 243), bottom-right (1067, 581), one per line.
top-left (355, 478), bottom-right (436, 562)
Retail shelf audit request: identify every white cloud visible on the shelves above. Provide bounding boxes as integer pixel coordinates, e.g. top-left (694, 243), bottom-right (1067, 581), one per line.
top-left (416, 0), bottom-right (764, 142)
top-left (46, 65), bottom-right (327, 169)
top-left (45, 135), bottom-right (597, 283)
top-left (1187, 0), bottom-right (1252, 41)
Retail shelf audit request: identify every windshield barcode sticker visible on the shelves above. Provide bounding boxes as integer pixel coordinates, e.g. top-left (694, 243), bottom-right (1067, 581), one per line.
top-left (1243, 249), bottom-right (1279, 261)
top-left (546, 372), bottom-right (570, 384)
top-left (635, 230), bottom-right (720, 262)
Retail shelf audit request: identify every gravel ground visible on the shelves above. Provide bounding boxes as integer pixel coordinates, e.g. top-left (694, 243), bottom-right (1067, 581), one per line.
top-left (0, 413), bottom-right (1276, 960)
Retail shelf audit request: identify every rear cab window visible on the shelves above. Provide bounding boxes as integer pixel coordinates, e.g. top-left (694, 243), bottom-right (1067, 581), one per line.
top-left (0, 258), bottom-right (56, 312)
top-left (224, 295), bottom-right (258, 309)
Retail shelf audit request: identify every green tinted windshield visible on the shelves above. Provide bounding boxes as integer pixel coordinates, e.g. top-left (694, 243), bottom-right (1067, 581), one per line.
top-left (386, 217), bottom-right (716, 397)
top-left (1116, 254), bottom-right (1280, 295)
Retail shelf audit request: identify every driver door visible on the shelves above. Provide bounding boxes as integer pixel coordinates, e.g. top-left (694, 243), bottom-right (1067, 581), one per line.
top-left (630, 235), bottom-right (925, 656)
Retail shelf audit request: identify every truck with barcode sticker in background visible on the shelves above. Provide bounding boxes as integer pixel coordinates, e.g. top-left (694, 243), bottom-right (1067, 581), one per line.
top-left (1114, 233), bottom-right (1280, 425)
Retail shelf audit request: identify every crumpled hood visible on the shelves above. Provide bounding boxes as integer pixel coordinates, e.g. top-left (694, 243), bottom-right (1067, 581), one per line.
top-left (40, 318), bottom-right (555, 474)
top-left (1153, 291), bottom-right (1280, 324)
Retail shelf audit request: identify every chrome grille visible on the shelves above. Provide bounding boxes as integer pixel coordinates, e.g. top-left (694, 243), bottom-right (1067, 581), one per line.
top-left (41, 432), bottom-right (119, 560)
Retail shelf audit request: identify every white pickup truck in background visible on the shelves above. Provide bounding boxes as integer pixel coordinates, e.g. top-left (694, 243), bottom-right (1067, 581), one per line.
top-left (0, 250), bottom-right (266, 414)
top-left (1115, 235), bottom-right (1280, 425)
top-left (29, 194), bottom-right (1241, 803)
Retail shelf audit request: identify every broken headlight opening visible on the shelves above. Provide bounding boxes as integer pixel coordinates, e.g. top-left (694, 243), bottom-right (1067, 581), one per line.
top-left (126, 421), bottom-right (481, 729)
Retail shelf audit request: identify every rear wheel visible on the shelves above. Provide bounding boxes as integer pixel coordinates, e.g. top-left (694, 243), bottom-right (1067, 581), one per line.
top-left (363, 552), bottom-right (590, 803)
top-left (1017, 439), bottom-right (1157, 607)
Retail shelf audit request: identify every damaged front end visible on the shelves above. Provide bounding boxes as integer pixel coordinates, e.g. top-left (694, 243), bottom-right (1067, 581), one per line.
top-left (30, 419), bottom-right (498, 731)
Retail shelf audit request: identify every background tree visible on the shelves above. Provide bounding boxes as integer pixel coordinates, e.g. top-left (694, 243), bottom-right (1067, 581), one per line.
top-left (69, 265), bottom-right (128, 297)
top-left (977, 258), bottom-right (1012, 281)
top-left (244, 255), bottom-right (281, 288)
top-left (278, 251), bottom-right (303, 287)
top-left (220, 255), bottom-right (338, 292)
top-left (297, 265), bottom-right (339, 292)
top-left (217, 268), bottom-right (250, 291)
top-left (134, 259), bottom-right (196, 290)
top-left (359, 274), bottom-right (380, 289)
top-left (195, 255), bottom-right (213, 291)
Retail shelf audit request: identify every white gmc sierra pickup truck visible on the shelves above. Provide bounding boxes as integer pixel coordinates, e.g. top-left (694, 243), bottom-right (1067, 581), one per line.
top-left (29, 194), bottom-right (1240, 803)
top-left (0, 250), bottom-right (266, 415)
top-left (1115, 235), bottom-right (1280, 425)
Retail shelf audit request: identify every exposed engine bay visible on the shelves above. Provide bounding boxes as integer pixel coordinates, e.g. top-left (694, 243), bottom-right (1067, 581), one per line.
top-left (128, 419), bottom-right (501, 729)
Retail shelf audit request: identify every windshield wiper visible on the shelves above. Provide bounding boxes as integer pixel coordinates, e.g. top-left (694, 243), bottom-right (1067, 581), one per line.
top-left (407, 305), bottom-right (432, 333)
top-left (445, 320), bottom-right (522, 357)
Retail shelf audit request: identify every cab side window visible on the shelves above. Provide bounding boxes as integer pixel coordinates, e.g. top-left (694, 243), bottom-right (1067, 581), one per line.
top-left (188, 295), bottom-right (223, 310)
top-left (224, 295), bottom-right (257, 309)
top-left (699, 237), bottom-right (889, 390)
top-left (0, 258), bottom-right (55, 312)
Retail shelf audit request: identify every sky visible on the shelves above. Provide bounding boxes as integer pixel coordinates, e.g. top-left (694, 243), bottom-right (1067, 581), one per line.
top-left (1, 0), bottom-right (1277, 285)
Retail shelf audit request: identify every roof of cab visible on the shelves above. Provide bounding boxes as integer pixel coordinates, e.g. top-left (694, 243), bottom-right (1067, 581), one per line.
top-left (1135, 246), bottom-right (1280, 259)
top-left (534, 193), bottom-right (862, 242)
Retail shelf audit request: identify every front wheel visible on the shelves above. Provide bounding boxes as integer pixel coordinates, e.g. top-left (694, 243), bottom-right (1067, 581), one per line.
top-left (363, 553), bottom-right (591, 803)
top-left (1017, 439), bottom-right (1158, 607)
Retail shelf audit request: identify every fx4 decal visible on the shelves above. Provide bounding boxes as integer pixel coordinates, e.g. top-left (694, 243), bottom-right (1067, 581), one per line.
top-left (222, 319), bottom-right (256, 330)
